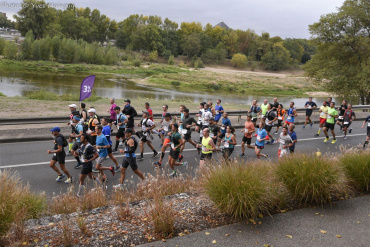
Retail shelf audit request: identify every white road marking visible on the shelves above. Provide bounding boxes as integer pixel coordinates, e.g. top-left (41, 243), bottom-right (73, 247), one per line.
top-left (0, 134), bottom-right (366, 169)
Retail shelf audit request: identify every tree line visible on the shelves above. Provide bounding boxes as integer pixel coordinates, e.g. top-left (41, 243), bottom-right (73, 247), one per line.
top-left (3, 0), bottom-right (315, 70)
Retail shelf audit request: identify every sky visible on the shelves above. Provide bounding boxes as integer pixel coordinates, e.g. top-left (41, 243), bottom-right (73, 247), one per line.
top-left (1, 0), bottom-right (345, 39)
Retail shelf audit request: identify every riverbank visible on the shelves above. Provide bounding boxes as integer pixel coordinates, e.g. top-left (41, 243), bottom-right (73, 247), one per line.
top-left (0, 59), bottom-right (322, 97)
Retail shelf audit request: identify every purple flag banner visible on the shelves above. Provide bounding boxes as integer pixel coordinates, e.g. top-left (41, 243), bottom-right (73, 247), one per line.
top-left (79, 75), bottom-right (95, 101)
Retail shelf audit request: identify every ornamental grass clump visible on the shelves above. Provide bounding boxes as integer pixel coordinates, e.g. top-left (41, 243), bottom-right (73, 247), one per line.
top-left (201, 159), bottom-right (280, 220)
top-left (276, 153), bottom-right (347, 205)
top-left (340, 150), bottom-right (370, 191)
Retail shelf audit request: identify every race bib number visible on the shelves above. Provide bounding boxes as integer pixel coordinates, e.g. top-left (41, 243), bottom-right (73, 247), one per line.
top-left (257, 135), bottom-right (261, 141)
top-left (252, 117), bottom-right (256, 121)
top-left (261, 114), bottom-right (265, 118)
top-left (163, 126), bottom-right (168, 132)
top-left (202, 146), bottom-right (206, 152)
top-left (278, 116), bottom-right (282, 120)
top-left (280, 139), bottom-right (285, 144)
top-left (327, 115), bottom-right (332, 119)
top-left (287, 116), bottom-right (291, 120)
top-left (344, 121), bottom-right (349, 125)
top-left (320, 112), bottom-right (326, 117)
top-left (53, 153), bottom-right (56, 156)
top-left (182, 129), bottom-right (187, 134)
top-left (367, 122), bottom-right (370, 127)
top-left (338, 116), bottom-right (344, 120)
top-left (224, 142), bottom-right (229, 148)
top-left (171, 143), bottom-right (175, 149)
top-left (197, 120), bottom-right (202, 125)
top-left (221, 127), bottom-right (225, 130)
top-left (209, 133), bottom-right (215, 138)
top-left (216, 110), bottom-right (219, 114)
top-left (307, 105), bottom-right (312, 109)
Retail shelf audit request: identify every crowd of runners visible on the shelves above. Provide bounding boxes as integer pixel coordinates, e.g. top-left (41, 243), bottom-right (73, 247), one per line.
top-left (46, 97), bottom-right (370, 197)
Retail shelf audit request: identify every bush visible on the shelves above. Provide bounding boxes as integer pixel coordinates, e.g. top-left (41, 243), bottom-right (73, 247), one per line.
top-left (340, 151), bottom-right (370, 191)
top-left (148, 50), bottom-right (158, 62)
top-left (147, 195), bottom-right (175, 238)
top-left (171, 80), bottom-right (180, 86)
top-left (132, 59), bottom-right (141, 67)
top-left (231, 53), bottom-right (247, 68)
top-left (0, 37), bottom-right (6, 55)
top-left (32, 39), bottom-right (41, 60)
top-left (3, 42), bottom-right (18, 60)
top-left (276, 153), bottom-right (346, 205)
top-left (167, 55), bottom-right (175, 65)
top-left (0, 170), bottom-right (46, 241)
top-left (21, 31), bottom-right (34, 60)
top-left (202, 160), bottom-right (280, 220)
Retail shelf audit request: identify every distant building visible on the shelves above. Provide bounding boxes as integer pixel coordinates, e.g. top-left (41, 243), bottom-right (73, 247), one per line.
top-left (0, 12), bottom-right (6, 17)
top-left (214, 22), bottom-right (231, 30)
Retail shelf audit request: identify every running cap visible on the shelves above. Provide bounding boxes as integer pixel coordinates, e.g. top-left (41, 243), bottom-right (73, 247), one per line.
top-left (164, 113), bottom-right (171, 117)
top-left (142, 111), bottom-right (149, 115)
top-left (69, 104), bottom-right (77, 108)
top-left (73, 116), bottom-right (80, 121)
top-left (50, 127), bottom-right (61, 132)
top-left (88, 108), bottom-right (96, 113)
top-left (124, 99), bottom-right (131, 103)
top-left (124, 128), bottom-right (134, 134)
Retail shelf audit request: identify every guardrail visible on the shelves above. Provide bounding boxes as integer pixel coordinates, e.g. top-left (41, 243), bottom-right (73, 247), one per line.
top-left (1, 105), bottom-right (369, 126)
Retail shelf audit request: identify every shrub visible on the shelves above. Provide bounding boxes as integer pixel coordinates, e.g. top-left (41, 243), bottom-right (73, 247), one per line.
top-left (202, 160), bottom-right (280, 220)
top-left (0, 37), bottom-right (6, 55)
top-left (21, 31), bottom-right (34, 60)
top-left (32, 39), bottom-right (41, 60)
top-left (132, 59), bottom-right (141, 67)
top-left (171, 80), bottom-right (180, 86)
top-left (0, 170), bottom-right (46, 241)
top-left (148, 50), bottom-right (158, 62)
top-left (167, 55), bottom-right (175, 65)
top-left (231, 53), bottom-right (247, 68)
top-left (340, 151), bottom-right (370, 191)
top-left (276, 153), bottom-right (346, 205)
top-left (3, 42), bottom-right (18, 60)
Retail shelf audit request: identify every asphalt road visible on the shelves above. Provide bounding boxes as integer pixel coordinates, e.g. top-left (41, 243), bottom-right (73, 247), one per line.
top-left (0, 121), bottom-right (368, 197)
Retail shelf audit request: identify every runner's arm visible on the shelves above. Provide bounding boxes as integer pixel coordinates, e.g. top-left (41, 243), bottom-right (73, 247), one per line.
top-left (86, 152), bottom-right (99, 163)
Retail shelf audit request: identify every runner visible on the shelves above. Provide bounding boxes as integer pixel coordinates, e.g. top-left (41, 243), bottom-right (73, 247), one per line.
top-left (80, 102), bottom-right (88, 132)
top-left (249, 100), bottom-right (261, 127)
top-left (260, 99), bottom-right (269, 120)
top-left (93, 125), bottom-right (115, 182)
top-left (221, 126), bottom-right (237, 160)
top-left (197, 128), bottom-right (219, 169)
top-left (113, 106), bottom-right (127, 152)
top-left (208, 101), bottom-right (217, 116)
top-left (195, 102), bottom-right (205, 136)
top-left (240, 114), bottom-right (255, 158)
top-left (200, 104), bottom-right (213, 148)
top-left (288, 124), bottom-right (298, 153)
top-left (272, 97), bottom-right (279, 111)
top-left (70, 116), bottom-right (84, 169)
top-left (315, 101), bottom-right (329, 137)
top-left (87, 108), bottom-right (100, 145)
top-left (342, 104), bottom-right (356, 139)
top-left (137, 111), bottom-right (159, 161)
top-left (254, 122), bottom-right (269, 159)
top-left (67, 103), bottom-right (80, 155)
top-left (168, 123), bottom-right (188, 178)
top-left (107, 98), bottom-right (117, 130)
top-left (264, 103), bottom-right (277, 144)
top-left (154, 113), bottom-right (173, 168)
top-left (323, 102), bottom-right (339, 144)
top-left (102, 117), bottom-right (120, 172)
top-left (122, 99), bottom-right (138, 134)
top-left (336, 100), bottom-right (348, 132)
top-left (274, 104), bottom-right (286, 135)
top-left (361, 115), bottom-right (370, 149)
top-left (174, 105), bottom-right (186, 135)
top-left (283, 102), bottom-right (297, 127)
top-left (145, 102), bottom-right (160, 137)
top-left (325, 97), bottom-right (333, 106)
top-left (277, 126), bottom-right (293, 159)
top-left (180, 108), bottom-right (198, 153)
top-left (217, 112), bottom-right (232, 147)
top-left (214, 99), bottom-right (224, 123)
top-left (113, 129), bottom-right (145, 190)
top-left (76, 133), bottom-right (102, 197)
top-left (303, 97), bottom-right (317, 128)
top-left (47, 127), bottom-right (73, 183)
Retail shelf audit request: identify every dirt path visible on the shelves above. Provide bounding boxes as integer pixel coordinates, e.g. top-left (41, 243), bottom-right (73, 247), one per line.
top-left (202, 66), bottom-right (304, 78)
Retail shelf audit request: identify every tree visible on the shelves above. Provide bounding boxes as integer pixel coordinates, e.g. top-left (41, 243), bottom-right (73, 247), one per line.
top-left (231, 53), bottom-right (247, 68)
top-left (304, 0), bottom-right (370, 104)
top-left (283, 39), bottom-right (305, 64)
top-left (21, 30), bottom-right (34, 60)
top-left (261, 43), bottom-right (290, 71)
top-left (3, 41), bottom-right (18, 59)
top-left (182, 33), bottom-right (201, 58)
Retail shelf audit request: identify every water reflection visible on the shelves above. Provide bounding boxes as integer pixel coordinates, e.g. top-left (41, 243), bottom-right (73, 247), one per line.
top-left (0, 69), bottom-right (356, 106)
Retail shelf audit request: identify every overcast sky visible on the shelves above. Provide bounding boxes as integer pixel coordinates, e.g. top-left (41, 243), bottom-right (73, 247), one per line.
top-left (2, 0), bottom-right (345, 38)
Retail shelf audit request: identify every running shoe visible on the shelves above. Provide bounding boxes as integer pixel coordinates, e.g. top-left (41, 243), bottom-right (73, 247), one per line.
top-left (101, 176), bottom-right (108, 183)
top-left (302, 125), bottom-right (305, 129)
top-left (112, 149), bottom-right (118, 154)
top-left (152, 152), bottom-right (159, 158)
top-left (158, 144), bottom-right (163, 148)
top-left (66, 152), bottom-right (72, 156)
top-left (137, 155), bottom-right (144, 161)
top-left (270, 138), bottom-right (275, 144)
top-left (324, 137), bottom-right (329, 142)
top-left (169, 170), bottom-right (177, 178)
top-left (113, 184), bottom-right (124, 191)
top-left (64, 177), bottom-right (73, 184)
top-left (314, 134), bottom-right (319, 137)
top-left (56, 174), bottom-right (66, 182)
top-left (92, 168), bottom-right (99, 173)
top-left (109, 166), bottom-right (115, 176)
top-left (182, 161), bottom-right (188, 170)
top-left (273, 131), bottom-right (278, 135)
top-left (331, 139), bottom-right (337, 144)
top-left (264, 154), bottom-right (269, 159)
top-left (349, 128), bottom-right (352, 133)
top-left (74, 162), bottom-right (82, 169)
top-left (310, 123), bottom-right (313, 127)
top-left (239, 153), bottom-right (245, 158)
top-left (178, 154), bottom-right (184, 162)
top-left (115, 166), bottom-right (120, 173)
top-left (102, 185), bottom-right (108, 190)
top-left (154, 162), bottom-right (162, 168)
top-left (343, 136), bottom-right (347, 140)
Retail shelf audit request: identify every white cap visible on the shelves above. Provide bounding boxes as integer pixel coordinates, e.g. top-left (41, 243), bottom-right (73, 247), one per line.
top-left (88, 108), bottom-right (96, 113)
top-left (69, 104), bottom-right (77, 108)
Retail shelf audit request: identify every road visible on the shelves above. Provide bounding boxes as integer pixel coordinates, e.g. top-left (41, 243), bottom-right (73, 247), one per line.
top-left (0, 121), bottom-right (367, 197)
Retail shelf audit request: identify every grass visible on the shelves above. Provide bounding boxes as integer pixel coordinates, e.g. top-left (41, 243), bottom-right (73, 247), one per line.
top-left (0, 92), bottom-right (6, 97)
top-left (276, 153), bottom-right (348, 205)
top-left (0, 170), bottom-right (46, 243)
top-left (24, 89), bottom-right (102, 102)
top-left (201, 159), bottom-right (282, 220)
top-left (339, 150), bottom-right (370, 191)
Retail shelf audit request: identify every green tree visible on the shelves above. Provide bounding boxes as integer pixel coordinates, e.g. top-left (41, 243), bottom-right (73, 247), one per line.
top-left (261, 43), bottom-right (291, 71)
top-left (283, 39), bottom-right (305, 64)
top-left (51, 35), bottom-right (62, 59)
top-left (304, 0), bottom-right (370, 104)
top-left (0, 38), bottom-right (6, 55)
top-left (231, 53), bottom-right (247, 68)
top-left (182, 33), bottom-right (201, 58)
top-left (40, 36), bottom-right (51, 60)
top-left (3, 42), bottom-right (18, 59)
top-left (21, 30), bottom-right (34, 60)
top-left (32, 39), bottom-right (41, 60)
